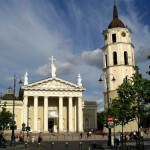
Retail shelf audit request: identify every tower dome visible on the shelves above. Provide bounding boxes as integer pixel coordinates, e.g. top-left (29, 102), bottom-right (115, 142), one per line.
top-left (108, 2), bottom-right (125, 29)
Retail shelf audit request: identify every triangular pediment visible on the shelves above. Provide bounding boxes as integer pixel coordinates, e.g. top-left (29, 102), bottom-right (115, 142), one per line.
top-left (22, 77), bottom-right (85, 91)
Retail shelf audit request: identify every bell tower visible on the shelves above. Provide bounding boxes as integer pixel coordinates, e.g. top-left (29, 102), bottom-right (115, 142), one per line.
top-left (101, 2), bottom-right (135, 108)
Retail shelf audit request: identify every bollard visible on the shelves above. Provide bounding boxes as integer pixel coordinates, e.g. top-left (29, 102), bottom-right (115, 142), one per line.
top-left (93, 142), bottom-right (96, 148)
top-left (79, 142), bottom-right (82, 149)
top-left (25, 143), bottom-right (27, 149)
top-left (52, 142), bottom-right (54, 148)
top-left (38, 142), bottom-right (41, 147)
top-left (65, 142), bottom-right (68, 148)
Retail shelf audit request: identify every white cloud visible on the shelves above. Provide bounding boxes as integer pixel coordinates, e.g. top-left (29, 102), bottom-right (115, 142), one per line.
top-left (0, 0), bottom-right (149, 102)
top-left (35, 64), bottom-right (50, 76)
top-left (57, 62), bottom-right (73, 75)
top-left (81, 48), bottom-right (103, 69)
top-left (121, 1), bottom-right (150, 64)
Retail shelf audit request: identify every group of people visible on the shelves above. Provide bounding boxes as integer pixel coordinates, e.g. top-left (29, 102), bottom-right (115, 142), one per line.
top-left (19, 131), bottom-right (35, 143)
top-left (79, 131), bottom-right (92, 139)
top-left (0, 132), bottom-right (5, 147)
top-left (129, 131), bottom-right (144, 141)
top-left (114, 130), bottom-right (144, 145)
top-left (38, 132), bottom-right (43, 144)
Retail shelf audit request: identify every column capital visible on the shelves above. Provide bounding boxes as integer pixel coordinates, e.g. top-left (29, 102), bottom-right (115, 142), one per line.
top-left (34, 96), bottom-right (38, 98)
top-left (59, 96), bottom-right (64, 100)
top-left (44, 96), bottom-right (49, 99)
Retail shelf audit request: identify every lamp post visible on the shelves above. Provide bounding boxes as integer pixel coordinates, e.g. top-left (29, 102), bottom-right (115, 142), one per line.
top-left (11, 75), bottom-right (22, 146)
top-left (0, 92), bottom-right (2, 100)
top-left (0, 92), bottom-right (2, 111)
top-left (26, 104), bottom-right (30, 137)
top-left (99, 74), bottom-right (116, 108)
top-left (99, 74), bottom-right (116, 146)
top-left (0, 92), bottom-right (2, 104)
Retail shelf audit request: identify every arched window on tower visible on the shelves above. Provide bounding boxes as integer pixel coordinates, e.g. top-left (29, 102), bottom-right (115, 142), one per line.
top-left (124, 51), bottom-right (128, 65)
top-left (113, 51), bottom-right (118, 65)
top-left (112, 34), bottom-right (116, 43)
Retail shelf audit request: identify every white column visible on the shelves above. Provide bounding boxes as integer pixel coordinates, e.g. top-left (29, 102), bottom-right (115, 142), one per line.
top-left (59, 97), bottom-right (63, 132)
top-left (23, 96), bottom-right (28, 126)
top-left (78, 97), bottom-right (83, 132)
top-left (44, 96), bottom-right (48, 132)
top-left (34, 96), bottom-right (38, 132)
top-left (74, 103), bottom-right (76, 131)
top-left (68, 97), bottom-right (73, 132)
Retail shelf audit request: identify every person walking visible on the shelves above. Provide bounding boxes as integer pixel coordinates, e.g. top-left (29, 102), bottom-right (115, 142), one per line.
top-left (38, 133), bottom-right (43, 144)
top-left (80, 133), bottom-right (83, 139)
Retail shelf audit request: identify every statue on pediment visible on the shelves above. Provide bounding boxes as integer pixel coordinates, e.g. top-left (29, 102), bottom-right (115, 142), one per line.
top-left (24, 71), bottom-right (28, 85)
top-left (78, 74), bottom-right (82, 86)
top-left (49, 56), bottom-right (56, 77)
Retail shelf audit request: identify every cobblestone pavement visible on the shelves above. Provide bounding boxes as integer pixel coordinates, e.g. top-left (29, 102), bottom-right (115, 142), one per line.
top-left (1, 132), bottom-right (150, 150)
top-left (1, 141), bottom-right (150, 150)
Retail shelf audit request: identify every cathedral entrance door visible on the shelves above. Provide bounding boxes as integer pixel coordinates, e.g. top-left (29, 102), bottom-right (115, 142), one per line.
top-left (48, 118), bottom-right (54, 133)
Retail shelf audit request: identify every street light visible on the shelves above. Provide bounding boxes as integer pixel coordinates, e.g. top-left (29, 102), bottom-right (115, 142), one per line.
top-left (99, 73), bottom-right (116, 146)
top-left (26, 104), bottom-right (31, 137)
top-left (0, 92), bottom-right (3, 111)
top-left (11, 75), bottom-right (22, 146)
top-left (0, 92), bottom-right (2, 100)
top-left (98, 74), bottom-right (116, 107)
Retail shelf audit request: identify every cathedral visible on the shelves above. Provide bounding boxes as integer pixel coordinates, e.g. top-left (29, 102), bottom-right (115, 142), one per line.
top-left (1, 56), bottom-right (97, 133)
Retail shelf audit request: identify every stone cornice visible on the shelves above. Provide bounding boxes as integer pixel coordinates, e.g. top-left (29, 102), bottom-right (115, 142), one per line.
top-left (24, 90), bottom-right (83, 97)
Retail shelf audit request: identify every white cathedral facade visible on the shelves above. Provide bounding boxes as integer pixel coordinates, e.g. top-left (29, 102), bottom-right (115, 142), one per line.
top-left (1, 56), bottom-right (97, 133)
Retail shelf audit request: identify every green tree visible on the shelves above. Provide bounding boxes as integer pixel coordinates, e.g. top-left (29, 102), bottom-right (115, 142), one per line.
top-left (0, 107), bottom-right (13, 131)
top-left (97, 111), bottom-right (107, 130)
top-left (105, 67), bottom-right (150, 128)
top-left (131, 67), bottom-right (150, 129)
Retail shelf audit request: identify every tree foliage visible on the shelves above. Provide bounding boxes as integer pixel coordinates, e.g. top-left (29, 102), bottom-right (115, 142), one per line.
top-left (97, 111), bottom-right (107, 130)
top-left (0, 107), bottom-right (13, 131)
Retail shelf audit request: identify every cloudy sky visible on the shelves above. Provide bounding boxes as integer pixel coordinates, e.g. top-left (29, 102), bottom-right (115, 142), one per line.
top-left (0, 0), bottom-right (149, 111)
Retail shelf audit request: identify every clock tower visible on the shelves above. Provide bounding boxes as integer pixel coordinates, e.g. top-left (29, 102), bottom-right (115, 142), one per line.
top-left (101, 2), bottom-right (135, 108)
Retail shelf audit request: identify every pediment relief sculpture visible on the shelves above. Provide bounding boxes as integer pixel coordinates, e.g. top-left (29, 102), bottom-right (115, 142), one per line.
top-left (23, 78), bottom-right (85, 91)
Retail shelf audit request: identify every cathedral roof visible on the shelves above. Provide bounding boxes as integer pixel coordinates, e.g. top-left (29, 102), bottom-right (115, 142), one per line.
top-left (108, 2), bottom-right (125, 29)
top-left (2, 87), bottom-right (17, 100)
top-left (2, 94), bottom-right (17, 100)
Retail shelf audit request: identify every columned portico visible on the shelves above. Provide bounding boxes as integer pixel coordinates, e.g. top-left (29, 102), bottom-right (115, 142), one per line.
top-left (21, 56), bottom-right (86, 133)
